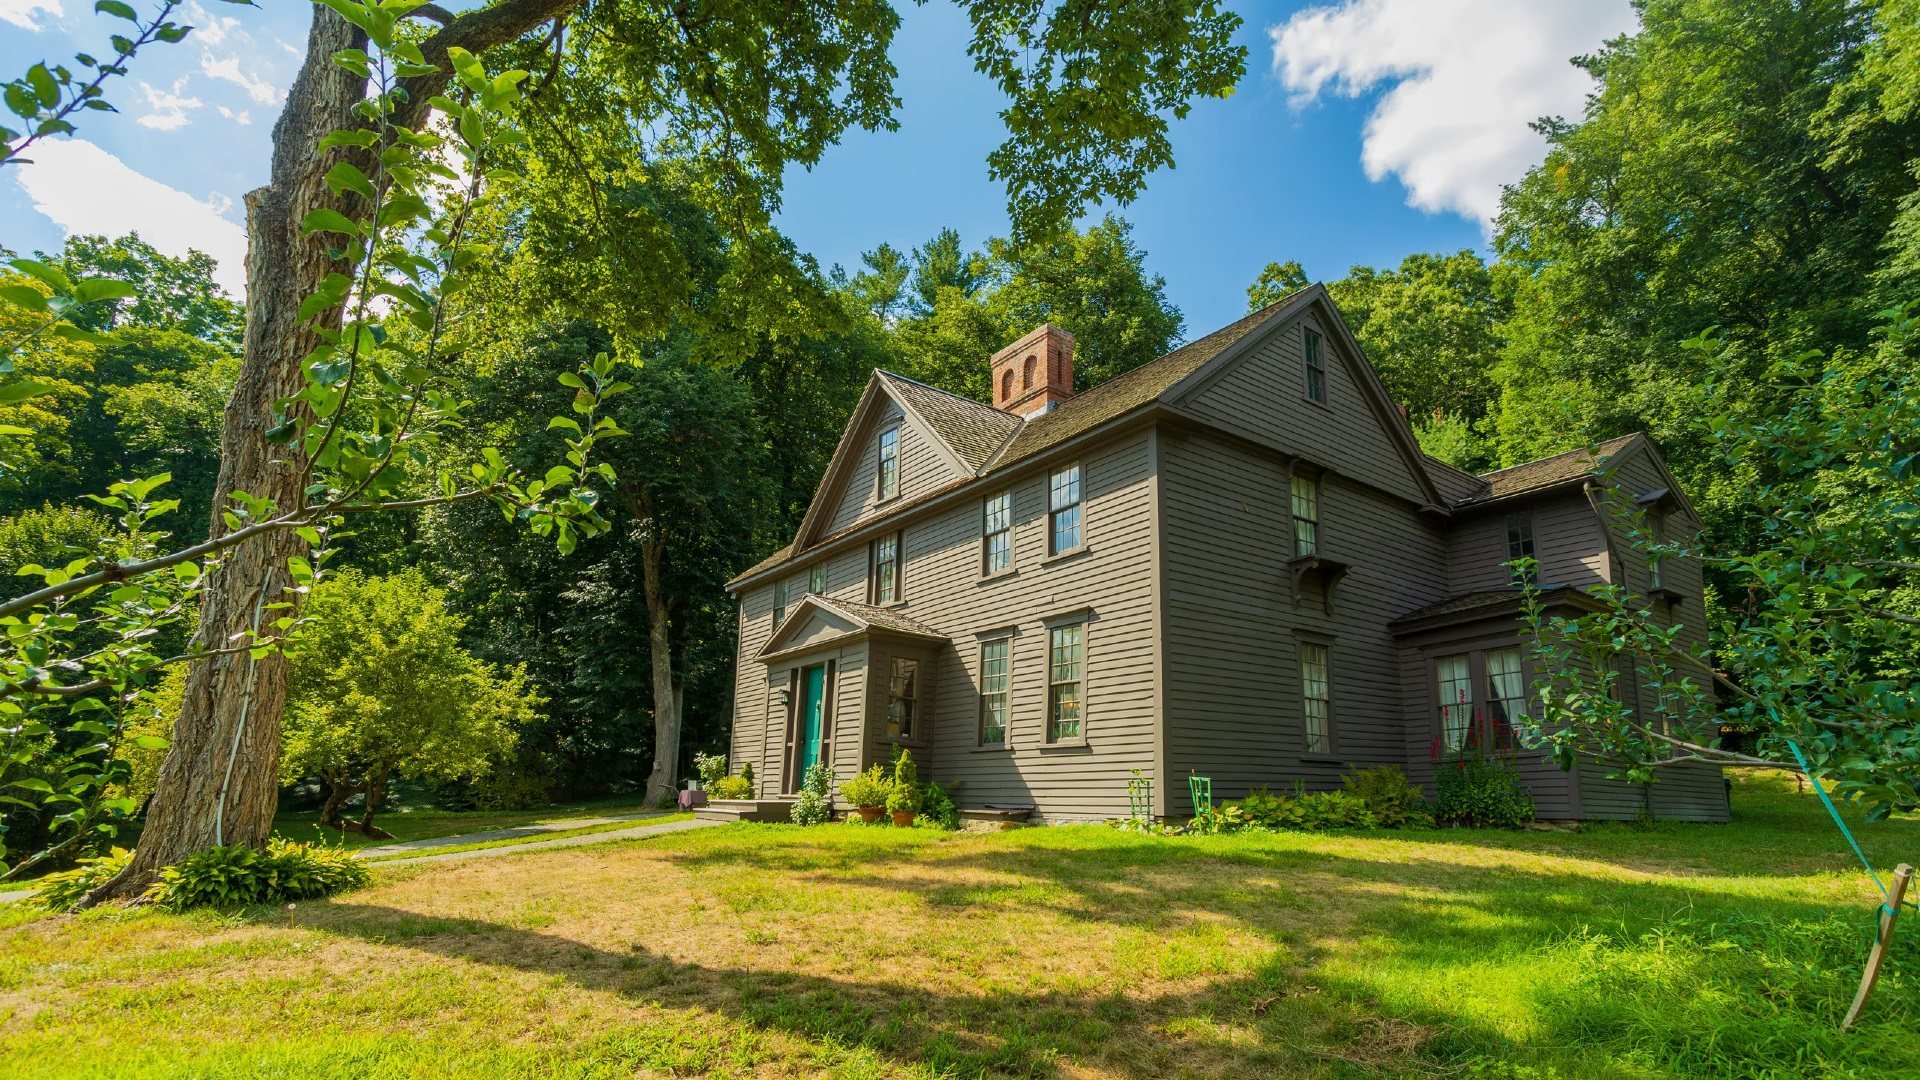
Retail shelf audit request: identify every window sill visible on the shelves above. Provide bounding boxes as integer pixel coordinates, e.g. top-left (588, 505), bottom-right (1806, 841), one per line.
top-left (978, 567), bottom-right (1019, 585)
top-left (971, 743), bottom-right (1012, 754)
top-left (1042, 545), bottom-right (1090, 566)
top-left (884, 734), bottom-right (927, 749)
top-left (1037, 738), bottom-right (1089, 751)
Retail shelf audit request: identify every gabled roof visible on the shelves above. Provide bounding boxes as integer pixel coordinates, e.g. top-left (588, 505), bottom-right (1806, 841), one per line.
top-left (878, 372), bottom-right (1021, 472)
top-left (1471, 434), bottom-right (1639, 502)
top-left (754, 593), bottom-right (948, 661)
top-left (1388, 584), bottom-right (1600, 635)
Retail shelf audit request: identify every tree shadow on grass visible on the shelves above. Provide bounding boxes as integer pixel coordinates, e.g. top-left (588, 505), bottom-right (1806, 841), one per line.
top-left (286, 824), bottom-right (1920, 1078)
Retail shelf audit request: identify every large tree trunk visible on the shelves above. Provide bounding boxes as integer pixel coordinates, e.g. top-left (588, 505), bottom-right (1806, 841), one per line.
top-left (639, 520), bottom-right (681, 807)
top-left (87, 11), bottom-right (367, 902)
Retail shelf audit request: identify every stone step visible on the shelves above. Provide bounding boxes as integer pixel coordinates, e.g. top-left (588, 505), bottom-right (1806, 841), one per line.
top-left (694, 798), bottom-right (795, 823)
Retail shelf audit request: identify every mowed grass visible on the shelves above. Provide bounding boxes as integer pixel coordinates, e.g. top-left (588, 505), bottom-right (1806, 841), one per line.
top-left (360, 813), bottom-right (697, 861)
top-left (270, 794), bottom-right (659, 851)
top-left (3, 772), bottom-right (1915, 1079)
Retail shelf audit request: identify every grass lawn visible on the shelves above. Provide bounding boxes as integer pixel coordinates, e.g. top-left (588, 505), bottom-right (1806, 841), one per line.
top-left (270, 794), bottom-right (659, 851)
top-left (3, 771), bottom-right (1916, 1078)
top-left (360, 813), bottom-right (697, 861)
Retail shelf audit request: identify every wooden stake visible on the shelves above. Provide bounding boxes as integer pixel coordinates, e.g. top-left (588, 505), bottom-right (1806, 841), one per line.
top-left (1842, 863), bottom-right (1913, 1031)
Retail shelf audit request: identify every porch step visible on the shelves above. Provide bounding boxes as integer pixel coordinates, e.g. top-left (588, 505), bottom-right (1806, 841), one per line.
top-left (695, 798), bottom-right (796, 823)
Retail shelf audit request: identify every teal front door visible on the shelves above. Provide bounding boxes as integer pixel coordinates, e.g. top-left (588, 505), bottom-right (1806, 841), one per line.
top-left (797, 664), bottom-right (827, 781)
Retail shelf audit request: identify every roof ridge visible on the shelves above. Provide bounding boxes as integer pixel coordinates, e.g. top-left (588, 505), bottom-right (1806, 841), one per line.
top-left (876, 369), bottom-right (1002, 409)
top-left (1476, 433), bottom-right (1639, 478)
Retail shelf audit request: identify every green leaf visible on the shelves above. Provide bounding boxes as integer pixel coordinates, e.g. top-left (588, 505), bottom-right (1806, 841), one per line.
top-left (0, 380), bottom-right (57, 403)
top-left (94, 0), bottom-right (138, 19)
top-left (72, 277), bottom-right (135, 304)
top-left (26, 64), bottom-right (59, 110)
top-left (445, 46), bottom-right (487, 94)
top-left (0, 284), bottom-right (49, 312)
top-left (9, 258), bottom-right (72, 292)
top-left (323, 160), bottom-right (376, 201)
top-left (154, 22), bottom-right (192, 43)
top-left (298, 207), bottom-right (361, 238)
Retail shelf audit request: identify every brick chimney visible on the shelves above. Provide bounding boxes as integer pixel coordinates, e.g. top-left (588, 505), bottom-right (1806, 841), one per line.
top-left (991, 324), bottom-right (1075, 416)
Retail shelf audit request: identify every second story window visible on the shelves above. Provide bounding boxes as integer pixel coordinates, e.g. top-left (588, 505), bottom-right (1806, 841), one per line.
top-left (1304, 328), bottom-right (1326, 404)
top-left (1506, 516), bottom-right (1536, 585)
top-left (1049, 464), bottom-right (1082, 554)
top-left (870, 531), bottom-right (900, 604)
top-left (886, 657), bottom-right (919, 739)
top-left (772, 580), bottom-right (788, 628)
top-left (809, 563), bottom-right (827, 594)
top-left (979, 638), bottom-right (1009, 746)
top-left (983, 490), bottom-right (1013, 574)
top-left (877, 427), bottom-right (899, 501)
top-left (1647, 508), bottom-right (1666, 590)
top-left (1291, 473), bottom-right (1319, 557)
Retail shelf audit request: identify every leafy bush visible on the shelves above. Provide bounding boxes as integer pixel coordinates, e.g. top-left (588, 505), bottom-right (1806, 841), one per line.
top-left (1435, 753), bottom-right (1536, 828)
top-left (1341, 765), bottom-right (1431, 827)
top-left (467, 766), bottom-right (554, 811)
top-left (838, 764), bottom-right (892, 808)
top-left (709, 775), bottom-right (753, 800)
top-left (152, 838), bottom-right (370, 910)
top-left (740, 761), bottom-right (754, 789)
top-left (919, 782), bottom-right (960, 830)
top-left (1187, 803), bottom-right (1253, 834)
top-left (791, 761), bottom-right (834, 826)
top-left (891, 748), bottom-right (918, 789)
top-left (31, 847), bottom-right (131, 912)
top-left (886, 783), bottom-right (920, 814)
top-left (1217, 787), bottom-right (1377, 832)
top-left (693, 752), bottom-right (728, 789)
top-left (1235, 787), bottom-right (1291, 826)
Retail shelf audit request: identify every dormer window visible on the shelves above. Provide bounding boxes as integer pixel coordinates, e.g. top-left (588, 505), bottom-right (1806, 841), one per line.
top-left (1647, 508), bottom-right (1666, 590)
top-left (877, 427), bottom-right (899, 501)
top-left (1506, 515), bottom-right (1536, 585)
top-left (809, 564), bottom-right (826, 594)
top-left (1304, 328), bottom-right (1327, 404)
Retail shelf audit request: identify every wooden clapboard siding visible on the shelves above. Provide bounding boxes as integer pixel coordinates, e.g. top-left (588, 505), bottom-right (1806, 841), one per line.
top-left (825, 399), bottom-right (959, 536)
top-left (1447, 492), bottom-right (1607, 593)
top-left (1157, 421), bottom-right (1452, 815)
top-left (1176, 310), bottom-right (1430, 507)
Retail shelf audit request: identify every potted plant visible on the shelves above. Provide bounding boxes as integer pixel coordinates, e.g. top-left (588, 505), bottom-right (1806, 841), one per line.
top-left (888, 749), bottom-right (921, 827)
top-left (838, 765), bottom-right (892, 823)
top-left (886, 782), bottom-right (920, 827)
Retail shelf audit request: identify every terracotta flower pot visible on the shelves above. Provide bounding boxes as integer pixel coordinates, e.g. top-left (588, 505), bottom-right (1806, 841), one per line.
top-left (856, 806), bottom-right (885, 823)
top-left (890, 810), bottom-right (916, 828)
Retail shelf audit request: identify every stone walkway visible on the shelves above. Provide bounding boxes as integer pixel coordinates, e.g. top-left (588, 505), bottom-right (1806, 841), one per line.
top-left (355, 810), bottom-right (675, 858)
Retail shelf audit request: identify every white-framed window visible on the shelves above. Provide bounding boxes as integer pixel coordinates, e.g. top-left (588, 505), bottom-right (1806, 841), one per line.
top-left (1300, 642), bottom-right (1331, 754)
top-left (1436, 654), bottom-right (1472, 753)
top-left (772, 580), bottom-right (788, 628)
top-left (1304, 328), bottom-right (1326, 404)
top-left (979, 638), bottom-right (1010, 746)
top-left (1048, 465), bottom-right (1082, 554)
top-left (809, 563), bottom-right (827, 594)
top-left (1507, 515), bottom-right (1536, 585)
top-left (1647, 508), bottom-right (1666, 590)
top-left (886, 657), bottom-right (919, 739)
top-left (1485, 647), bottom-right (1527, 737)
top-left (983, 490), bottom-right (1013, 574)
top-left (1047, 622), bottom-right (1084, 741)
top-left (870, 531), bottom-right (900, 604)
top-left (877, 426), bottom-right (899, 500)
top-left (1291, 473), bottom-right (1319, 557)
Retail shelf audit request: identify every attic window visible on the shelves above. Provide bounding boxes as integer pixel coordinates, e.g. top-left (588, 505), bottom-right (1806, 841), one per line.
top-left (1304, 328), bottom-right (1326, 404)
top-left (877, 427), bottom-right (899, 500)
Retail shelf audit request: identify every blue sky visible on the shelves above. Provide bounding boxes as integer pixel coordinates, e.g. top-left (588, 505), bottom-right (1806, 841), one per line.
top-left (1, 0), bottom-right (1635, 337)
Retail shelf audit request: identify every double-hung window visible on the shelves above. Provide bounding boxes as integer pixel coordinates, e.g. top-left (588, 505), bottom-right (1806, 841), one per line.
top-left (1304, 328), bottom-right (1327, 404)
top-left (1485, 647), bottom-right (1527, 745)
top-left (1291, 474), bottom-right (1319, 557)
top-left (978, 638), bottom-right (1010, 747)
top-left (1506, 516), bottom-right (1536, 586)
top-left (983, 490), bottom-right (1013, 574)
top-left (1300, 642), bottom-right (1331, 754)
top-left (877, 427), bottom-right (899, 501)
top-left (1048, 465), bottom-right (1082, 554)
top-left (870, 532), bottom-right (900, 604)
top-left (809, 564), bottom-right (827, 594)
top-left (772, 580), bottom-right (788, 628)
top-left (1047, 623), bottom-right (1084, 741)
top-left (1647, 509), bottom-right (1666, 590)
top-left (886, 657), bottom-right (919, 740)
top-left (1436, 654), bottom-right (1473, 753)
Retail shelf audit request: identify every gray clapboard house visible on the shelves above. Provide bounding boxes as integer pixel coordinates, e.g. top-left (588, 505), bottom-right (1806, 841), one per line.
top-left (723, 286), bottom-right (1729, 823)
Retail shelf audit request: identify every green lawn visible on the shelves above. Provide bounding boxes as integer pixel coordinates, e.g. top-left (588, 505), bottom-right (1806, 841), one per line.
top-left (359, 813), bottom-right (696, 861)
top-left (270, 794), bottom-right (659, 850)
top-left (3, 772), bottom-right (1915, 1078)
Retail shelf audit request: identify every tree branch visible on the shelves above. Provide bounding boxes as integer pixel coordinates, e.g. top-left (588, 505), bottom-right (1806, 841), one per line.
top-left (395, 0), bottom-right (584, 131)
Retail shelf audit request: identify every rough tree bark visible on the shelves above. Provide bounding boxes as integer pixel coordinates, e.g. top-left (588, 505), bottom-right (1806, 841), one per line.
top-left (89, 0), bottom-right (579, 903)
top-left (638, 508), bottom-right (683, 808)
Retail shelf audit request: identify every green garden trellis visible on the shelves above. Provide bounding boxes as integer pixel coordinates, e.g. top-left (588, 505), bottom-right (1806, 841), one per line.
top-left (1127, 772), bottom-right (1153, 824)
top-left (1188, 774), bottom-right (1212, 816)
top-left (1781, 730), bottom-right (1916, 1030)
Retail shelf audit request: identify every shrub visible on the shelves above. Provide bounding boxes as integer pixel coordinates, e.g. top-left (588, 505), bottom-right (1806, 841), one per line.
top-left (838, 764), bottom-right (892, 809)
top-left (1435, 753), bottom-right (1536, 828)
top-left (1341, 765), bottom-right (1431, 827)
top-left (891, 749), bottom-right (918, 789)
top-left (709, 775), bottom-right (753, 800)
top-left (1218, 787), bottom-right (1377, 831)
top-left (467, 766), bottom-right (554, 811)
top-left (693, 752), bottom-right (728, 789)
top-left (1235, 786), bottom-right (1292, 827)
top-left (886, 783), bottom-right (921, 814)
top-left (32, 847), bottom-right (132, 912)
top-left (152, 838), bottom-right (370, 910)
top-left (791, 761), bottom-right (834, 826)
top-left (740, 761), bottom-right (754, 789)
top-left (919, 782), bottom-right (960, 830)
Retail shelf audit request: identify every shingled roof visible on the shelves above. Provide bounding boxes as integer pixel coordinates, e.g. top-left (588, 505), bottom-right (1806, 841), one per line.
top-left (877, 371), bottom-right (1021, 473)
top-left (1470, 434), bottom-right (1640, 503)
top-left (814, 595), bottom-right (948, 639)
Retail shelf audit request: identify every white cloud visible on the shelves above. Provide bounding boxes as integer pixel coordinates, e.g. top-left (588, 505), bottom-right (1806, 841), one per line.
top-left (0, 0), bottom-right (60, 30)
top-left (11, 139), bottom-right (247, 294)
top-left (217, 105), bottom-right (252, 126)
top-left (200, 53), bottom-right (281, 105)
top-left (135, 77), bottom-right (205, 131)
top-left (1271, 0), bottom-right (1637, 229)
top-left (182, 1), bottom-right (241, 46)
